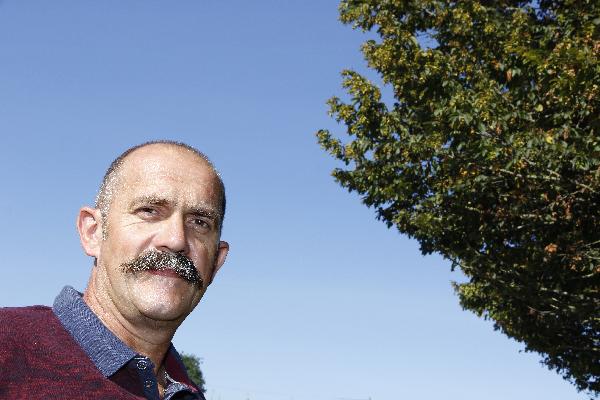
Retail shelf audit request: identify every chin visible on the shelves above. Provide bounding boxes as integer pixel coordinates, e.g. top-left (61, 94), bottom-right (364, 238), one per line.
top-left (134, 297), bottom-right (192, 322)
top-left (128, 277), bottom-right (197, 321)
top-left (140, 307), bottom-right (189, 322)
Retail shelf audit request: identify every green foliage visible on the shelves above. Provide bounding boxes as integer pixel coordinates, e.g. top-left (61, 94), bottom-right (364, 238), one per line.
top-left (318, 0), bottom-right (600, 394)
top-left (180, 352), bottom-right (206, 393)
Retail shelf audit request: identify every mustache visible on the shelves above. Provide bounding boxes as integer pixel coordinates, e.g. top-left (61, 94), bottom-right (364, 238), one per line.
top-left (120, 249), bottom-right (202, 287)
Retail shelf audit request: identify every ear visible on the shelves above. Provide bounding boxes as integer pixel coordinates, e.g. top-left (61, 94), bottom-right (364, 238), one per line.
top-left (209, 240), bottom-right (229, 283)
top-left (77, 207), bottom-right (103, 259)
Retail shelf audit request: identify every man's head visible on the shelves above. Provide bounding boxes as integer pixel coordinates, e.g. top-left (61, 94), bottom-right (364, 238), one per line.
top-left (77, 141), bottom-right (229, 326)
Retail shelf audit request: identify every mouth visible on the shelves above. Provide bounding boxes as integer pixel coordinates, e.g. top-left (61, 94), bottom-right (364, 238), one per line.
top-left (146, 269), bottom-right (182, 279)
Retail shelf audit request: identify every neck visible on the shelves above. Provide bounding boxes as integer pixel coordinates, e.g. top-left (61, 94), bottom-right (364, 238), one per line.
top-left (83, 269), bottom-right (180, 375)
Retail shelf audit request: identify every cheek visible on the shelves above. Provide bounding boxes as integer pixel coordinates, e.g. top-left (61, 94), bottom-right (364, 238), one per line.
top-left (191, 243), bottom-right (218, 275)
top-left (109, 225), bottom-right (153, 254)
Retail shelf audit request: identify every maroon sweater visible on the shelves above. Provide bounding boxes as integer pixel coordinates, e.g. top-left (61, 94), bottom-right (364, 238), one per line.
top-left (0, 305), bottom-right (150, 399)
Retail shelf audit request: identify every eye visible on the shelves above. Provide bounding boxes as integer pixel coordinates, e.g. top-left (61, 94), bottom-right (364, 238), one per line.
top-left (191, 217), bottom-right (211, 230)
top-left (137, 207), bottom-right (158, 218)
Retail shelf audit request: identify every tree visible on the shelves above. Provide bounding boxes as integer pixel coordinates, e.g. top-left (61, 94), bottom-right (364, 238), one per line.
top-left (180, 352), bottom-right (206, 393)
top-left (317, 0), bottom-right (599, 394)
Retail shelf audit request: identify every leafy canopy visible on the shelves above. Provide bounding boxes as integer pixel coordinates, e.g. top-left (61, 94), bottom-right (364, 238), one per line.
top-left (180, 352), bottom-right (206, 393)
top-left (318, 0), bottom-right (599, 394)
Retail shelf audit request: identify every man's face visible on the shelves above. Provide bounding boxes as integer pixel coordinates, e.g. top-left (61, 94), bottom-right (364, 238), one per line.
top-left (93, 145), bottom-right (227, 323)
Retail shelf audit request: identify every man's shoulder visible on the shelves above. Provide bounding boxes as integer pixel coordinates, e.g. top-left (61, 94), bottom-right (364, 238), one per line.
top-left (0, 306), bottom-right (61, 364)
top-left (0, 305), bottom-right (139, 398)
top-left (0, 305), bottom-right (54, 329)
top-left (0, 306), bottom-right (66, 347)
top-left (0, 304), bottom-right (92, 372)
top-left (0, 304), bottom-right (52, 316)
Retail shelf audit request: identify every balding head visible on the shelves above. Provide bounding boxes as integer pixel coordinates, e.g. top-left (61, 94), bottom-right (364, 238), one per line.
top-left (95, 141), bottom-right (226, 233)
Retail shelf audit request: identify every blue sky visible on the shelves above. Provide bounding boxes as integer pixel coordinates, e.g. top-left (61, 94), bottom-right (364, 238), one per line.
top-left (0, 1), bottom-right (589, 399)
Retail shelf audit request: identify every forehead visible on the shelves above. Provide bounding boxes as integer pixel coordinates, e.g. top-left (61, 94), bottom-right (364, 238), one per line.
top-left (114, 145), bottom-right (220, 207)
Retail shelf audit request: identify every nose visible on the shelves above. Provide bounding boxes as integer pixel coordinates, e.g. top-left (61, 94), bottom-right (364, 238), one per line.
top-left (154, 214), bottom-right (188, 254)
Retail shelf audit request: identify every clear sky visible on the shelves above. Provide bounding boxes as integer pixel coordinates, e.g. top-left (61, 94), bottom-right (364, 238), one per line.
top-left (0, 1), bottom-right (590, 400)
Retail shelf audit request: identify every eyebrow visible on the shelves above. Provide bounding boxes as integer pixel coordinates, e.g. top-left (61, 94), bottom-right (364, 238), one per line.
top-left (189, 206), bottom-right (220, 222)
top-left (130, 194), bottom-right (172, 209)
top-left (130, 195), bottom-right (221, 221)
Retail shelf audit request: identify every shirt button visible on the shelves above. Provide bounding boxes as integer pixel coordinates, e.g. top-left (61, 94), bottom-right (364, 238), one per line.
top-left (137, 359), bottom-right (149, 370)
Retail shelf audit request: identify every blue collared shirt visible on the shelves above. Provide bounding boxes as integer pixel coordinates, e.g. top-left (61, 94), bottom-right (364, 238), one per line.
top-left (52, 286), bottom-right (203, 400)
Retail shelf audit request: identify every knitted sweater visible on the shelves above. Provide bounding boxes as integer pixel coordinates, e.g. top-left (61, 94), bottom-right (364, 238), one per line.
top-left (0, 305), bottom-right (145, 399)
top-left (0, 303), bottom-right (201, 400)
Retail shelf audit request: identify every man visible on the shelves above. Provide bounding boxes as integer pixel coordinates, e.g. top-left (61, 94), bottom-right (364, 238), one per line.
top-left (0, 141), bottom-right (229, 399)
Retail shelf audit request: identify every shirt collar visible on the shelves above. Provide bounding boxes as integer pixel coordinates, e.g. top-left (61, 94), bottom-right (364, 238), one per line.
top-left (52, 285), bottom-right (201, 397)
top-left (52, 285), bottom-right (135, 377)
top-left (52, 286), bottom-right (198, 393)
